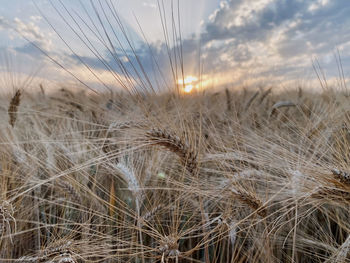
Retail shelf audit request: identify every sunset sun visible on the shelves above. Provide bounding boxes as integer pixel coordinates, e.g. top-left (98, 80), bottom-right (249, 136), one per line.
top-left (177, 75), bottom-right (199, 93)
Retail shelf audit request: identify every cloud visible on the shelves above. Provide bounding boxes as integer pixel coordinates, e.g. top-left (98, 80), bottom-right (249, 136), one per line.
top-left (30, 15), bottom-right (42, 22)
top-left (5, 0), bottom-right (350, 91)
top-left (13, 17), bottom-right (52, 52)
top-left (64, 0), bottom-right (350, 89)
top-left (0, 16), bottom-right (9, 31)
top-left (0, 16), bottom-right (52, 54)
top-left (142, 2), bottom-right (157, 9)
top-left (190, 0), bottom-right (350, 86)
top-left (309, 0), bottom-right (330, 12)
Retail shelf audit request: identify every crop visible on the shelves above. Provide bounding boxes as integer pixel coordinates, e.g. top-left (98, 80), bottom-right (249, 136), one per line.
top-left (1, 1), bottom-right (350, 262)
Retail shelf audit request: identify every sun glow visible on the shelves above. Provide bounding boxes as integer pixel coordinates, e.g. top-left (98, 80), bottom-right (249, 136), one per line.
top-left (177, 76), bottom-right (199, 93)
top-left (184, 84), bottom-right (194, 93)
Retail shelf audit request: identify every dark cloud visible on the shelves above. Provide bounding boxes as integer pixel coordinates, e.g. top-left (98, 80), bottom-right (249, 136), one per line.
top-left (192, 0), bottom-right (350, 86)
top-left (14, 41), bottom-right (47, 57)
top-left (67, 41), bottom-right (197, 91)
top-left (202, 0), bottom-right (350, 56)
top-left (201, 0), bottom-right (308, 43)
top-left (277, 1), bottom-right (350, 57)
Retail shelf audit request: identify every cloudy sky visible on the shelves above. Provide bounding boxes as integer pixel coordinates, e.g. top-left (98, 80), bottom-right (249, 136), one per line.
top-left (0, 0), bottom-right (350, 93)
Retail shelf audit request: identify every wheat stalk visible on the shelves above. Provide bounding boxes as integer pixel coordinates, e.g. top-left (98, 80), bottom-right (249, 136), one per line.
top-left (269, 101), bottom-right (296, 117)
top-left (114, 161), bottom-right (145, 263)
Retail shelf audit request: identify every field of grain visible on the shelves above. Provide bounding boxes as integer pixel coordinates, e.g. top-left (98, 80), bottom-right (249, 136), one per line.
top-left (0, 86), bottom-right (349, 262)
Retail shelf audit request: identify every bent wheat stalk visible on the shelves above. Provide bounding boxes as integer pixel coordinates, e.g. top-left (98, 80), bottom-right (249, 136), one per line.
top-left (269, 101), bottom-right (296, 117)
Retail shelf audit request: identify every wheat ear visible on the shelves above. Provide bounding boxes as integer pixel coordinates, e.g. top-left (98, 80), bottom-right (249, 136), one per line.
top-left (0, 201), bottom-right (15, 239)
top-left (18, 240), bottom-right (76, 262)
top-left (244, 90), bottom-right (259, 111)
top-left (259, 87), bottom-right (272, 104)
top-left (55, 179), bottom-right (82, 204)
top-left (232, 188), bottom-right (267, 217)
top-left (146, 128), bottom-right (198, 175)
top-left (8, 90), bottom-right (21, 127)
top-left (331, 169), bottom-right (350, 185)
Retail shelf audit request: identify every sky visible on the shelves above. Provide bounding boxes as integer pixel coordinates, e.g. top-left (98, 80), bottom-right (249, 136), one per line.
top-left (0, 0), bottom-right (350, 93)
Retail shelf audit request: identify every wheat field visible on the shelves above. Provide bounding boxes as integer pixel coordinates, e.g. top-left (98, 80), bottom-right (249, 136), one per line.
top-left (0, 85), bottom-right (350, 262)
top-left (1, 0), bottom-right (350, 262)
